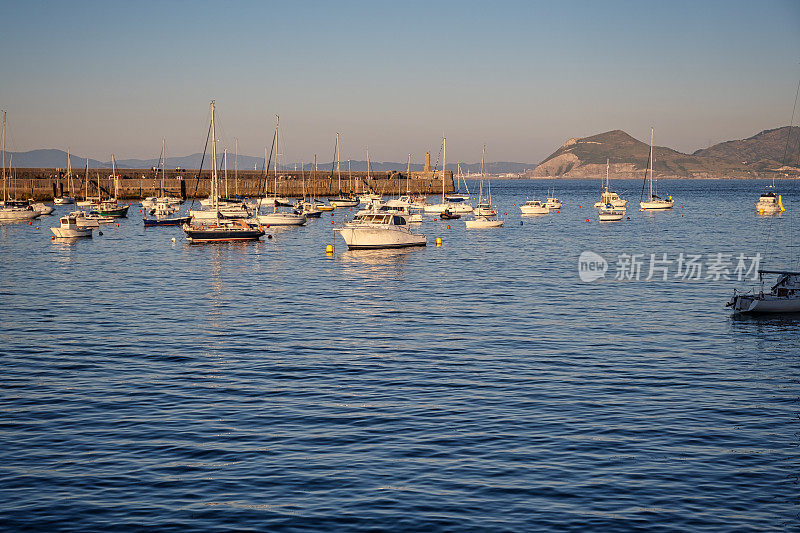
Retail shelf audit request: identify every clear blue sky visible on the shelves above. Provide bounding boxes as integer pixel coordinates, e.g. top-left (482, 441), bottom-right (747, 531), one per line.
top-left (1, 0), bottom-right (799, 164)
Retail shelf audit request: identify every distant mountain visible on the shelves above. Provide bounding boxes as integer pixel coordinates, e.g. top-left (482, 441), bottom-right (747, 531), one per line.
top-left (530, 128), bottom-right (799, 178)
top-left (692, 126), bottom-right (800, 171)
top-left (3, 149), bottom-right (106, 169)
top-left (4, 149), bottom-right (535, 174)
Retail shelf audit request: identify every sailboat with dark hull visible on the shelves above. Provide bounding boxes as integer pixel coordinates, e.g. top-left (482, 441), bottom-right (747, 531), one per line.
top-left (182, 101), bottom-right (264, 243)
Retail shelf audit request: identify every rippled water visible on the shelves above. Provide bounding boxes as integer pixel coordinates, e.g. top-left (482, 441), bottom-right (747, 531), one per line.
top-left (2, 179), bottom-right (799, 531)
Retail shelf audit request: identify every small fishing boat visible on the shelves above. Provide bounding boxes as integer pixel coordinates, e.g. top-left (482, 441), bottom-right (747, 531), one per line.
top-left (51, 214), bottom-right (93, 238)
top-left (440, 208), bottom-right (461, 220)
top-left (335, 212), bottom-right (426, 249)
top-left (598, 203), bottom-right (625, 221)
top-left (519, 199), bottom-right (549, 215)
top-left (727, 270), bottom-right (800, 314)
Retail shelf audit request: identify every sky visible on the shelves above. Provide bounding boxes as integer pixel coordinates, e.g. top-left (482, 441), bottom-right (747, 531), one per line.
top-left (1, 0), bottom-right (799, 164)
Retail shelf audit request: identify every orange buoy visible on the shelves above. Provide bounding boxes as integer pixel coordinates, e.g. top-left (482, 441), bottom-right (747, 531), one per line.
top-left (586, 218), bottom-right (589, 222)
top-left (447, 225), bottom-right (451, 229)
top-left (578, 205), bottom-right (581, 209)
top-left (51, 235), bottom-right (55, 240)
top-left (116, 223), bottom-right (119, 227)
top-left (434, 218), bottom-right (437, 221)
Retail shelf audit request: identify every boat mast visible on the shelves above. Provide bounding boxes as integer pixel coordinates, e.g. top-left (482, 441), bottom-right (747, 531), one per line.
top-left (442, 137), bottom-right (446, 205)
top-left (273, 116), bottom-right (279, 200)
top-left (648, 127), bottom-right (654, 200)
top-left (605, 158), bottom-right (609, 194)
top-left (210, 101), bottom-right (218, 213)
top-left (161, 138), bottom-right (166, 197)
top-left (336, 133), bottom-right (341, 194)
top-left (67, 148), bottom-right (72, 197)
top-left (224, 147), bottom-right (228, 198)
top-left (234, 138), bottom-right (239, 197)
top-left (85, 158), bottom-right (89, 200)
top-left (111, 154), bottom-right (118, 200)
top-left (2, 111), bottom-right (5, 202)
top-left (366, 147), bottom-right (370, 194)
top-left (406, 154), bottom-right (411, 196)
top-left (479, 144), bottom-right (485, 203)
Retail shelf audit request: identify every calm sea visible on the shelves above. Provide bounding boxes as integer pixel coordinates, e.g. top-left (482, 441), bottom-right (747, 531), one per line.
top-left (1, 179), bottom-right (798, 531)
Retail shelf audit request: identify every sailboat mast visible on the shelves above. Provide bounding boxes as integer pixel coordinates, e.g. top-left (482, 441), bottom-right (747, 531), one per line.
top-left (161, 138), bottom-right (166, 196)
top-left (224, 147), bottom-right (228, 198)
top-left (606, 158), bottom-right (609, 193)
top-left (85, 158), bottom-right (89, 200)
top-left (111, 154), bottom-right (118, 200)
top-left (442, 137), bottom-right (446, 205)
top-left (67, 148), bottom-right (72, 196)
top-left (210, 101), bottom-right (218, 212)
top-left (406, 154), bottom-right (411, 196)
top-left (1, 111), bottom-right (5, 202)
top-left (649, 127), bottom-right (654, 199)
top-left (273, 116), bottom-right (279, 199)
top-left (336, 133), bottom-right (341, 193)
top-left (235, 138), bottom-right (238, 197)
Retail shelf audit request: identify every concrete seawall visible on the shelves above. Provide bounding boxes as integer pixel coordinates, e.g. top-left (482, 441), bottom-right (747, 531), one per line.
top-left (2, 168), bottom-right (454, 201)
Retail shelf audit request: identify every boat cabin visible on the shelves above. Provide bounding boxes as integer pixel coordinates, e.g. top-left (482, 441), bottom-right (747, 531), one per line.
top-left (352, 213), bottom-right (407, 225)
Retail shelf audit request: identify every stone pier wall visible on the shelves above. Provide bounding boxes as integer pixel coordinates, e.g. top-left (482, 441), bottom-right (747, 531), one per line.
top-left (1, 168), bottom-right (454, 201)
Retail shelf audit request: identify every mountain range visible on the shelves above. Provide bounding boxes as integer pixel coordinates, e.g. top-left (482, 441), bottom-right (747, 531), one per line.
top-left (531, 126), bottom-right (800, 178)
top-left (5, 126), bottom-right (799, 178)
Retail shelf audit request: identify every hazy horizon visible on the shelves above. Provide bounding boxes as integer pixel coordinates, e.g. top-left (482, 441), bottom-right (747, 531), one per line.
top-left (1, 0), bottom-right (798, 164)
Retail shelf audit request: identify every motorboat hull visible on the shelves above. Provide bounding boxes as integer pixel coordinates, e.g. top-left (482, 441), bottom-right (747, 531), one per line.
top-left (520, 206), bottom-right (549, 215)
top-left (424, 202), bottom-right (473, 214)
top-left (640, 200), bottom-right (673, 210)
top-left (143, 216), bottom-right (192, 227)
top-left (183, 225), bottom-right (265, 243)
top-left (466, 218), bottom-right (504, 228)
top-left (599, 212), bottom-right (625, 221)
top-left (52, 227), bottom-right (93, 238)
top-left (329, 198), bottom-right (359, 208)
top-left (728, 295), bottom-right (800, 314)
top-left (256, 213), bottom-right (307, 226)
top-left (336, 227), bottom-right (426, 249)
top-left (0, 208), bottom-right (39, 221)
top-left (95, 205), bottom-right (129, 217)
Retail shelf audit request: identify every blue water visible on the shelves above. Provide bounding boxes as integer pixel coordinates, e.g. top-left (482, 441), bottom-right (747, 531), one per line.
top-left (1, 179), bottom-right (799, 531)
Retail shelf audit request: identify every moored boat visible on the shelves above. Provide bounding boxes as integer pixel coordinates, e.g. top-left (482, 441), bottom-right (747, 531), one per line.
top-left (335, 212), bottom-right (426, 249)
top-left (51, 214), bottom-right (93, 238)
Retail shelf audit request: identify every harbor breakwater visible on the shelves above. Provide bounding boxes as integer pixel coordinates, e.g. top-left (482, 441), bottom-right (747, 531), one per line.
top-left (2, 168), bottom-right (454, 200)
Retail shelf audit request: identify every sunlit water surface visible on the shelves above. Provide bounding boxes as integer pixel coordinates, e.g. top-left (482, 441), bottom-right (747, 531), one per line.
top-left (1, 179), bottom-right (799, 531)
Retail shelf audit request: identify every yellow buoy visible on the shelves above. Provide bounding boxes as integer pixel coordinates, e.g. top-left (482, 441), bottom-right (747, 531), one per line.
top-left (436, 237), bottom-right (442, 246)
top-left (779, 194), bottom-right (785, 212)
top-left (326, 244), bottom-right (333, 254)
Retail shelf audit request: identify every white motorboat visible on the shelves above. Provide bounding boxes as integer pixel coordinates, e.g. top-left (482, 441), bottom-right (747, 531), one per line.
top-left (466, 215), bottom-right (504, 229)
top-left (256, 210), bottom-right (307, 226)
top-left (639, 128), bottom-right (673, 210)
top-left (520, 199), bottom-right (549, 215)
top-left (755, 190), bottom-right (784, 215)
top-left (31, 202), bottom-right (54, 215)
top-left (68, 210), bottom-right (104, 228)
top-left (544, 188), bottom-right (562, 210)
top-left (336, 212), bottom-right (426, 249)
top-left (51, 214), bottom-right (93, 238)
top-left (598, 203), bottom-right (626, 221)
top-left (0, 200), bottom-right (39, 221)
top-left (727, 270), bottom-right (800, 314)
top-left (53, 196), bottom-right (75, 205)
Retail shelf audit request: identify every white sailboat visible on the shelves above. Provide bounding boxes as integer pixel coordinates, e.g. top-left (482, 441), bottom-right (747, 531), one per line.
top-left (54, 149), bottom-right (76, 204)
top-left (727, 270), bottom-right (800, 314)
top-left (142, 139), bottom-right (182, 209)
top-left (256, 115), bottom-right (306, 226)
top-left (0, 112), bottom-right (39, 222)
top-left (329, 135), bottom-right (359, 208)
top-left (423, 137), bottom-right (473, 214)
top-left (639, 128), bottom-right (673, 210)
top-left (594, 158), bottom-right (628, 208)
top-left (467, 145), bottom-right (503, 228)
